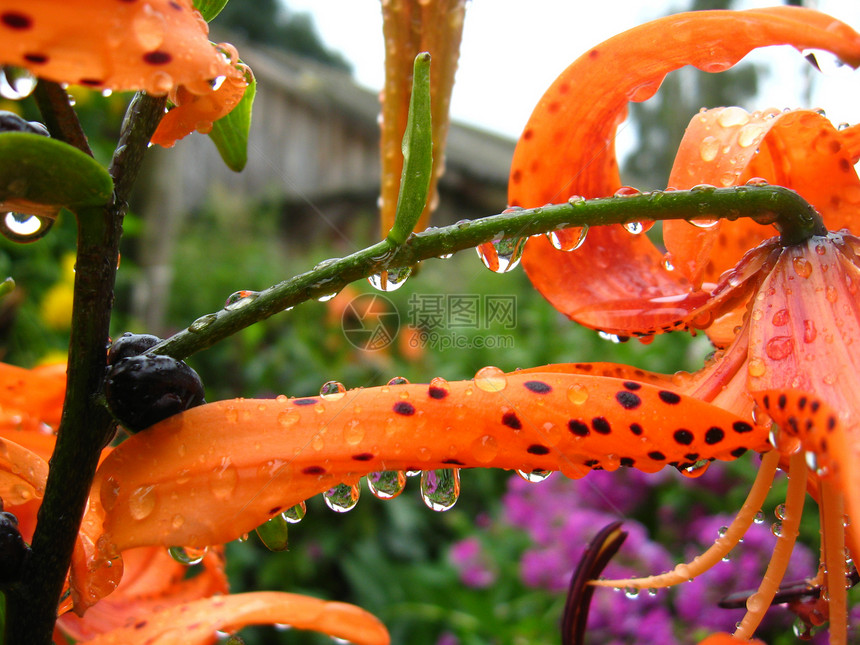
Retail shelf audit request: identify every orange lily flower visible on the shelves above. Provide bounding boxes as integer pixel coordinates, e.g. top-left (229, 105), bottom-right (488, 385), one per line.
top-left (0, 0), bottom-right (250, 147)
top-left (87, 7), bottom-right (860, 644)
top-left (0, 363), bottom-right (389, 644)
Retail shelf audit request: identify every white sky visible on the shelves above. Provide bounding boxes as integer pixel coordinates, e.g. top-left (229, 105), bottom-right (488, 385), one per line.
top-left (283, 0), bottom-right (860, 141)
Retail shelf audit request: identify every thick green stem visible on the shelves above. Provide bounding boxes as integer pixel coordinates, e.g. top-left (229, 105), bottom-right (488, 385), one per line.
top-left (150, 185), bottom-right (821, 361)
top-left (3, 92), bottom-right (165, 645)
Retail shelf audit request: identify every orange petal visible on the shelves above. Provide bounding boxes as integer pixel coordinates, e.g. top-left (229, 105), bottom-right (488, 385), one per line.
top-left (93, 370), bottom-right (764, 552)
top-left (60, 546), bottom-right (227, 640)
top-left (150, 57), bottom-right (253, 148)
top-left (379, 0), bottom-right (467, 235)
top-left (79, 591), bottom-right (390, 645)
top-left (697, 633), bottom-right (764, 644)
top-left (0, 436), bottom-right (48, 505)
top-left (666, 108), bottom-right (860, 287)
top-left (0, 0), bottom-right (239, 95)
top-left (513, 7), bottom-right (860, 332)
top-left (0, 361), bottom-right (65, 436)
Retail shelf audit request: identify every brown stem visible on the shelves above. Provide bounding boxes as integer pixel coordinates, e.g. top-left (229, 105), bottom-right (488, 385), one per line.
top-left (3, 92), bottom-right (165, 645)
top-left (32, 81), bottom-right (93, 157)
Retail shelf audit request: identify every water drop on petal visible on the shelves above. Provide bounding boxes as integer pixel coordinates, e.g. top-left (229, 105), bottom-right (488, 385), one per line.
top-left (420, 468), bottom-right (460, 511)
top-left (547, 226), bottom-right (588, 251)
top-left (167, 545), bottom-right (207, 565)
top-left (282, 501), bottom-right (306, 523)
top-left (323, 482), bottom-right (360, 512)
top-left (224, 290), bottom-right (259, 310)
top-left (366, 471), bottom-right (407, 499)
top-left (387, 376), bottom-right (410, 386)
top-left (474, 366), bottom-right (507, 392)
top-left (476, 237), bottom-right (526, 273)
top-left (319, 380), bottom-right (347, 401)
top-left (368, 266), bottom-right (412, 292)
top-left (516, 469), bottom-right (553, 483)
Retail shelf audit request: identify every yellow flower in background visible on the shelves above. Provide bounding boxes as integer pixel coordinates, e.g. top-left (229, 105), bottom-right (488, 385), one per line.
top-left (39, 252), bottom-right (75, 331)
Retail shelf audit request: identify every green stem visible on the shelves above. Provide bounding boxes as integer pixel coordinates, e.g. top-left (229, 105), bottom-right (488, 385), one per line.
top-left (150, 185), bottom-right (821, 361)
top-left (3, 92), bottom-right (165, 645)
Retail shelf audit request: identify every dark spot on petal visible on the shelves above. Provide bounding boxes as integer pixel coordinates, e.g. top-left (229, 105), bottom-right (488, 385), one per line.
top-left (589, 49), bottom-right (600, 59)
top-left (302, 465), bottom-right (326, 475)
top-left (648, 451), bottom-right (666, 461)
top-left (143, 51), bottom-right (173, 65)
top-left (827, 415), bottom-right (837, 432)
top-left (620, 457), bottom-right (635, 467)
top-left (511, 169), bottom-right (523, 184)
top-left (442, 458), bottom-right (465, 465)
top-left (351, 453), bottom-right (374, 461)
top-left (393, 401), bottom-right (415, 416)
top-left (23, 52), bottom-right (48, 64)
top-left (732, 421), bottom-right (753, 434)
top-left (574, 363), bottom-right (593, 371)
top-left (798, 396), bottom-right (807, 411)
top-left (293, 398), bottom-right (318, 406)
top-left (1, 12), bottom-right (32, 30)
top-left (810, 400), bottom-right (820, 413)
top-left (684, 452), bottom-right (700, 461)
top-left (788, 417), bottom-right (799, 433)
top-left (629, 423), bottom-right (643, 436)
top-left (79, 78), bottom-right (103, 87)
top-left (135, 621), bottom-right (148, 630)
top-left (730, 447), bottom-right (748, 458)
top-left (428, 386), bottom-right (448, 399)
top-left (622, 381), bottom-right (642, 391)
top-left (615, 390), bottom-right (641, 410)
top-left (673, 429), bottom-right (694, 445)
top-left (591, 417), bottom-right (611, 434)
top-left (584, 459), bottom-right (599, 467)
top-left (778, 394), bottom-right (787, 410)
top-left (524, 380), bottom-right (552, 394)
top-left (568, 419), bottom-right (589, 437)
top-left (762, 394), bottom-right (771, 409)
top-left (527, 444), bottom-right (550, 455)
top-left (502, 411), bottom-right (522, 429)
top-left (658, 390), bottom-right (681, 404)
top-left (523, 128), bottom-right (534, 140)
top-left (169, 0), bottom-right (182, 8)
top-left (267, 506), bottom-right (282, 515)
top-left (704, 427), bottom-right (725, 445)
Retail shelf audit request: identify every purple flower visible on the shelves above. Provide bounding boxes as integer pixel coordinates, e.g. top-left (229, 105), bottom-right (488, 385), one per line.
top-left (448, 536), bottom-right (497, 588)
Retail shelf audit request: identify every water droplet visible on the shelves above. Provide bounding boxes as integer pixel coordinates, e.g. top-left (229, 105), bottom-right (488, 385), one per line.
top-left (747, 357), bottom-right (766, 377)
top-left (698, 135), bottom-right (721, 162)
top-left (476, 237), bottom-right (526, 273)
top-left (614, 186), bottom-right (642, 198)
top-left (128, 485), bottom-right (156, 520)
top-left (717, 107), bottom-right (750, 128)
top-left (802, 49), bottom-right (853, 77)
top-left (317, 292), bottom-right (338, 302)
top-left (745, 591), bottom-right (766, 613)
top-left (717, 526), bottom-right (729, 538)
top-left (320, 381), bottom-right (347, 401)
top-left (771, 309), bottom-right (789, 326)
top-left (470, 434), bottom-right (498, 463)
top-left (774, 503), bottom-right (787, 521)
top-left (278, 409), bottom-right (300, 427)
top-left (255, 513), bottom-right (290, 551)
top-left (474, 366), bottom-right (507, 392)
top-left (647, 588), bottom-right (658, 597)
top-left (224, 290), bottom-right (259, 310)
top-left (0, 212), bottom-right (54, 243)
top-left (679, 460), bottom-right (710, 477)
top-left (323, 482), bottom-right (360, 513)
top-left (366, 471), bottom-right (407, 499)
top-left (420, 468), bottom-right (460, 511)
top-left (437, 252), bottom-right (454, 260)
top-left (623, 221), bottom-right (646, 235)
top-left (211, 462), bottom-right (238, 500)
top-left (189, 313), bottom-right (217, 332)
top-left (737, 123), bottom-right (764, 148)
top-left (168, 545), bottom-right (208, 565)
top-left (745, 177), bottom-right (769, 187)
top-left (429, 376), bottom-right (450, 397)
top-left (368, 266), bottom-right (412, 292)
top-left (0, 67), bottom-right (36, 99)
top-left (547, 226), bottom-right (588, 251)
top-left (802, 320), bottom-right (817, 343)
top-left (792, 256), bottom-right (812, 278)
top-left (753, 510), bottom-right (765, 524)
top-left (598, 331), bottom-right (623, 343)
top-left (624, 587), bottom-right (640, 599)
top-left (516, 469), bottom-right (553, 483)
top-left (566, 383), bottom-right (589, 405)
top-left (662, 253), bottom-right (675, 272)
top-left (687, 216), bottom-right (719, 229)
top-left (282, 501), bottom-right (306, 523)
top-left (387, 376), bottom-right (410, 386)
top-left (765, 336), bottom-right (794, 361)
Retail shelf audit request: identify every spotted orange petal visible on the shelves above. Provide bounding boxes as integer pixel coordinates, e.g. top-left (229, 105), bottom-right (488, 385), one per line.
top-left (665, 109), bottom-right (860, 288)
top-left (512, 7), bottom-right (860, 334)
top-left (79, 591), bottom-right (390, 645)
top-left (93, 371), bottom-right (763, 552)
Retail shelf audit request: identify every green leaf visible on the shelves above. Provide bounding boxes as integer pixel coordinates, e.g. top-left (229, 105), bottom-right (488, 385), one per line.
top-left (193, 0), bottom-right (230, 22)
top-left (387, 52), bottom-right (433, 246)
top-left (207, 75), bottom-right (256, 172)
top-left (0, 133), bottom-right (113, 216)
top-left (0, 277), bottom-right (14, 298)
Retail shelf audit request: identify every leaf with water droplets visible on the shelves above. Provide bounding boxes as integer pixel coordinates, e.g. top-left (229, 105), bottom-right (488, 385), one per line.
top-left (208, 73), bottom-right (256, 171)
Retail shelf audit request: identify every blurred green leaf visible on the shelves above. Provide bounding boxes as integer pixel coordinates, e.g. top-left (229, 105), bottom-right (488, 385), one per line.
top-left (0, 277), bottom-right (13, 298)
top-left (0, 133), bottom-right (112, 216)
top-left (193, 0), bottom-right (230, 22)
top-left (208, 76), bottom-right (256, 172)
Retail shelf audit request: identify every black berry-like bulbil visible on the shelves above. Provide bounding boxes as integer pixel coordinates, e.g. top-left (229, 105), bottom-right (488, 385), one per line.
top-left (0, 111), bottom-right (48, 136)
top-left (107, 332), bottom-right (163, 365)
top-left (105, 354), bottom-right (205, 433)
top-left (0, 511), bottom-right (29, 585)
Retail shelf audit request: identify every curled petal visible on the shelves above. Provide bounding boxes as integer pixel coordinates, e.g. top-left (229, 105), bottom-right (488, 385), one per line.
top-left (0, 361), bottom-right (65, 435)
top-left (666, 109), bottom-right (860, 287)
top-left (0, 436), bottom-right (48, 504)
top-left (60, 546), bottom-right (227, 640)
top-left (0, 0), bottom-right (240, 95)
top-left (93, 371), bottom-right (764, 552)
top-left (79, 591), bottom-right (390, 645)
top-left (513, 7), bottom-right (860, 332)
